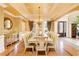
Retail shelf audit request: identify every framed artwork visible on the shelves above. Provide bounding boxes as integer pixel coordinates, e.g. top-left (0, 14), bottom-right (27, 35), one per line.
top-left (4, 17), bottom-right (13, 30)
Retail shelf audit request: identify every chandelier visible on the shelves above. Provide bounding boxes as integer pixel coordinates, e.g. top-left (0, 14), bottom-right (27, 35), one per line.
top-left (38, 6), bottom-right (41, 26)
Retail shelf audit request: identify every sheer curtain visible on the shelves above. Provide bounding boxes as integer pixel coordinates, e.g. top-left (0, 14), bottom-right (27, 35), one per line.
top-left (43, 21), bottom-right (48, 36)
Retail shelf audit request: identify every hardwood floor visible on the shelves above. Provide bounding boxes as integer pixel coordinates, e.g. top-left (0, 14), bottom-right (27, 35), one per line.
top-left (0, 38), bottom-right (79, 56)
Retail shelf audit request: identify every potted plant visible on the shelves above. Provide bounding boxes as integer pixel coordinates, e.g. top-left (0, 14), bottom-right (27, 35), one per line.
top-left (75, 16), bottom-right (79, 39)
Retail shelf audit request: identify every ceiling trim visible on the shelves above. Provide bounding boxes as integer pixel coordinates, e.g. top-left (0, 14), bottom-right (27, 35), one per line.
top-left (9, 3), bottom-right (33, 21)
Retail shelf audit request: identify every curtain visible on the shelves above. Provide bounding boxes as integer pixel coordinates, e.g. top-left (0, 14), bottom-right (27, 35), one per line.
top-left (47, 21), bottom-right (51, 31)
top-left (29, 21), bottom-right (33, 31)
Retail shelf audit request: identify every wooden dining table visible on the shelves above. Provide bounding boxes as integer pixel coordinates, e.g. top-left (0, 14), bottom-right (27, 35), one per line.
top-left (28, 36), bottom-right (53, 44)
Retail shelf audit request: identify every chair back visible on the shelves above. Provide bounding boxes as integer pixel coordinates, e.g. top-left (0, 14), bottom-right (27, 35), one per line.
top-left (23, 35), bottom-right (29, 48)
top-left (36, 37), bottom-right (47, 47)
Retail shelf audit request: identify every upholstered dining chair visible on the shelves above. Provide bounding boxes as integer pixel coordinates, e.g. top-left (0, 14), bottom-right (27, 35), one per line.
top-left (47, 31), bottom-right (58, 52)
top-left (23, 35), bottom-right (34, 53)
top-left (35, 37), bottom-right (47, 55)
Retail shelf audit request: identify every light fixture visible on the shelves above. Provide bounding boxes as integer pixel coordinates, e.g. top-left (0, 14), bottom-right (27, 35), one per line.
top-left (38, 6), bottom-right (40, 22)
top-left (38, 6), bottom-right (41, 25)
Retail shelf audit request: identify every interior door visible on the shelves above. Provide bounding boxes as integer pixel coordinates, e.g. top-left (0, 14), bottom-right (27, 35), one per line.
top-left (71, 24), bottom-right (77, 38)
top-left (58, 21), bottom-right (66, 37)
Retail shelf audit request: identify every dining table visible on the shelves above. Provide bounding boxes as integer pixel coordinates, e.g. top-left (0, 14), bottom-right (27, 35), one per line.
top-left (28, 36), bottom-right (53, 44)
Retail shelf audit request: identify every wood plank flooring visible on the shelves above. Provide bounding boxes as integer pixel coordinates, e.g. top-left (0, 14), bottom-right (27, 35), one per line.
top-left (0, 38), bottom-right (78, 56)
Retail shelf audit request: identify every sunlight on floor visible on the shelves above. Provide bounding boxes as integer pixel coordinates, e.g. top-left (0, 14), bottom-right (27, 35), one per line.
top-left (60, 40), bottom-right (64, 52)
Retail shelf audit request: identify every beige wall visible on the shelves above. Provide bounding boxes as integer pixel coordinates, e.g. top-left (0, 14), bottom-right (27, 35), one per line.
top-left (54, 11), bottom-right (79, 38)
top-left (4, 13), bottom-right (31, 34)
top-left (0, 7), bottom-right (4, 35)
top-left (19, 19), bottom-right (30, 32)
top-left (0, 7), bottom-right (5, 53)
top-left (54, 15), bottom-right (69, 37)
top-left (25, 20), bottom-right (30, 31)
top-left (4, 14), bottom-right (20, 34)
top-left (19, 20), bottom-right (25, 32)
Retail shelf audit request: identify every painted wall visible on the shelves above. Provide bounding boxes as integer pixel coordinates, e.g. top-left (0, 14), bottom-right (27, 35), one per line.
top-left (18, 19), bottom-right (31, 40)
top-left (0, 7), bottom-right (5, 53)
top-left (54, 15), bottom-right (69, 37)
top-left (4, 14), bottom-right (31, 41)
top-left (25, 20), bottom-right (30, 31)
top-left (0, 7), bottom-right (4, 35)
top-left (4, 13), bottom-right (20, 34)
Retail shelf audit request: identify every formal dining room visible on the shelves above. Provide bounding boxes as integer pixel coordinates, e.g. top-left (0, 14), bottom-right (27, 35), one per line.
top-left (0, 3), bottom-right (79, 56)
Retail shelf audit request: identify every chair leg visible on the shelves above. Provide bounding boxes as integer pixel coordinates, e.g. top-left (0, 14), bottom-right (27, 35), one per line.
top-left (46, 51), bottom-right (47, 56)
top-left (45, 50), bottom-right (47, 56)
top-left (47, 48), bottom-right (49, 54)
top-left (32, 48), bottom-right (34, 53)
top-left (36, 51), bottom-right (38, 56)
top-left (45, 51), bottom-right (47, 56)
top-left (24, 48), bottom-right (26, 53)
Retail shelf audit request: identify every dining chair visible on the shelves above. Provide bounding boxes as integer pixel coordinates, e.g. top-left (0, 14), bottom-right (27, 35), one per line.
top-left (23, 35), bottom-right (34, 53)
top-left (47, 41), bottom-right (55, 52)
top-left (47, 31), bottom-right (58, 52)
top-left (35, 37), bottom-right (47, 55)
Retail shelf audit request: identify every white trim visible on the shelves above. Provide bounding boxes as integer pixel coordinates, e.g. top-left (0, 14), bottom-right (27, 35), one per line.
top-left (0, 3), bottom-right (7, 8)
top-left (0, 0), bottom-right (79, 3)
top-left (0, 35), bottom-right (5, 53)
top-left (4, 10), bottom-right (25, 20)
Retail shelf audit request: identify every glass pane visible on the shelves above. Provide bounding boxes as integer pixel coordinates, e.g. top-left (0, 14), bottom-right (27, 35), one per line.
top-left (59, 22), bottom-right (63, 33)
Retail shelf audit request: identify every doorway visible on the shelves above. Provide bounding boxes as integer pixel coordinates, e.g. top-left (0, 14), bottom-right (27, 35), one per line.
top-left (71, 23), bottom-right (77, 38)
top-left (58, 21), bottom-right (66, 37)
